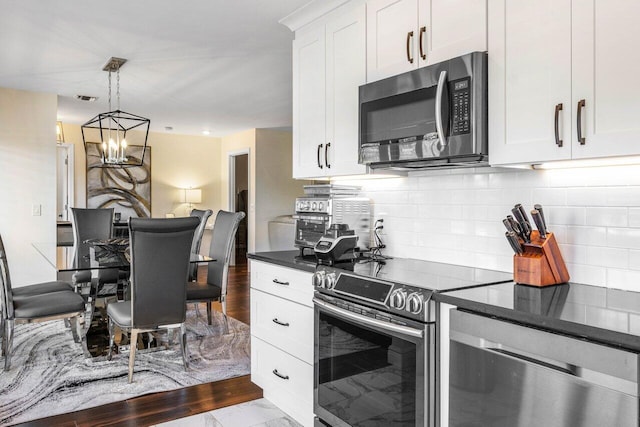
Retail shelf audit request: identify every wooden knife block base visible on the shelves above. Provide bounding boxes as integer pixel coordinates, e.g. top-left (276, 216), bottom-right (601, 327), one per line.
top-left (513, 232), bottom-right (570, 287)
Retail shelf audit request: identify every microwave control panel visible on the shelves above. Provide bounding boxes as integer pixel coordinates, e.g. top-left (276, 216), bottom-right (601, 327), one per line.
top-left (451, 77), bottom-right (471, 136)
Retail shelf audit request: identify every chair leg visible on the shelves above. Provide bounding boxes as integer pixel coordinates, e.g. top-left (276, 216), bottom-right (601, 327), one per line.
top-left (221, 298), bottom-right (229, 334)
top-left (178, 323), bottom-right (189, 370)
top-left (206, 302), bottom-right (212, 325)
top-left (107, 318), bottom-right (115, 361)
top-left (128, 329), bottom-right (139, 383)
top-left (3, 319), bottom-right (14, 371)
top-left (69, 316), bottom-right (80, 343)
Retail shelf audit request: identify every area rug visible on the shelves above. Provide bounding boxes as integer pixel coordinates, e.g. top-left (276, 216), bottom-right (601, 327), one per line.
top-left (0, 307), bottom-right (251, 425)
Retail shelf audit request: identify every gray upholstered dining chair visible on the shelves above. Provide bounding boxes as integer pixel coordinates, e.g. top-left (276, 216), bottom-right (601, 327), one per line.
top-left (188, 208), bottom-right (213, 282)
top-left (186, 210), bottom-right (245, 332)
top-left (0, 234), bottom-right (86, 370)
top-left (106, 217), bottom-right (199, 383)
top-left (70, 208), bottom-right (127, 302)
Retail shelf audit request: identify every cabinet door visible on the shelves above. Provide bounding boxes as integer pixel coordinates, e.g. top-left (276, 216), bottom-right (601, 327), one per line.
top-left (421, 0), bottom-right (487, 66)
top-left (572, 0), bottom-right (640, 159)
top-left (366, 0), bottom-right (418, 82)
top-left (292, 25), bottom-right (327, 179)
top-left (488, 0), bottom-right (572, 166)
top-left (325, 3), bottom-right (367, 176)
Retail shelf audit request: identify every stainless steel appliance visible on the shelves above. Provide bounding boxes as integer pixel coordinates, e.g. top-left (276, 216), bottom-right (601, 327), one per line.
top-left (449, 309), bottom-right (639, 427)
top-left (314, 224), bottom-right (358, 265)
top-left (312, 259), bottom-right (511, 427)
top-left (359, 52), bottom-right (487, 170)
top-left (294, 185), bottom-right (370, 251)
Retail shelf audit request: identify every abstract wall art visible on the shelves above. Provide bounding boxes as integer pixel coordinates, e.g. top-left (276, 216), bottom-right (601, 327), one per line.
top-left (86, 142), bottom-right (151, 219)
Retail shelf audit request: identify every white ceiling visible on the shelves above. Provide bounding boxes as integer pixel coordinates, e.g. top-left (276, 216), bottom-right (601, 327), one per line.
top-left (0, 0), bottom-right (311, 137)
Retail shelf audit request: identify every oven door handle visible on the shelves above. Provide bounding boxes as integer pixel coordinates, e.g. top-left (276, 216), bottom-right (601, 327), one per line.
top-left (314, 298), bottom-right (424, 339)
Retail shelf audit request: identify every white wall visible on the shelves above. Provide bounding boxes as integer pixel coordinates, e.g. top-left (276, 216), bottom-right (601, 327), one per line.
top-left (339, 164), bottom-right (640, 291)
top-left (0, 87), bottom-right (57, 285)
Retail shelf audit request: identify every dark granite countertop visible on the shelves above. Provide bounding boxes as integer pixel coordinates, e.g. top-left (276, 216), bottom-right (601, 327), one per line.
top-left (434, 281), bottom-right (640, 352)
top-left (248, 250), bottom-right (317, 273)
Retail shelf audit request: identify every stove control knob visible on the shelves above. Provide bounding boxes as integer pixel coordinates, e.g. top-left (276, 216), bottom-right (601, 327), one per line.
top-left (312, 271), bottom-right (326, 288)
top-left (324, 272), bottom-right (337, 290)
top-left (406, 292), bottom-right (424, 315)
top-left (389, 289), bottom-right (407, 310)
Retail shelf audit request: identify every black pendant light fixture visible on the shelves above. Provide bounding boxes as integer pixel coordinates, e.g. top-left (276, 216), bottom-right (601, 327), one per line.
top-left (81, 57), bottom-right (150, 167)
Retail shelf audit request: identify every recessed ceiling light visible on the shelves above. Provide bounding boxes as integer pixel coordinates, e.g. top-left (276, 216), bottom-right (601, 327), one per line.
top-left (75, 95), bottom-right (97, 102)
top-left (202, 130), bottom-right (210, 136)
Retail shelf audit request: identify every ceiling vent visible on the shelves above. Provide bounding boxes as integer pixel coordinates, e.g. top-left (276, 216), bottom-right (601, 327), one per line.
top-left (75, 95), bottom-right (97, 102)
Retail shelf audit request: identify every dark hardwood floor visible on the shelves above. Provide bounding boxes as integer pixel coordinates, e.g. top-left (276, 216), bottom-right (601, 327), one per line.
top-left (20, 258), bottom-right (259, 427)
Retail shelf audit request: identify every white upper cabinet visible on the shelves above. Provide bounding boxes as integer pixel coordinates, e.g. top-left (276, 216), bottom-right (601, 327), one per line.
top-left (292, 2), bottom-right (367, 179)
top-left (571, 0), bottom-right (640, 159)
top-left (488, 0), bottom-right (572, 165)
top-left (292, 27), bottom-right (326, 178)
top-left (490, 0), bottom-right (640, 166)
top-left (367, 0), bottom-right (487, 82)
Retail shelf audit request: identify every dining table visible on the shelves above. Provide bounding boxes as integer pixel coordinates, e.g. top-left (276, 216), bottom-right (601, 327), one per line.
top-left (32, 239), bottom-right (216, 358)
top-left (33, 240), bottom-right (215, 273)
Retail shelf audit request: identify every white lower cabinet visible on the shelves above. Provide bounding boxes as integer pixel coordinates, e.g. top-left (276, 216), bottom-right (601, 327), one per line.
top-left (251, 337), bottom-right (314, 427)
top-left (250, 260), bottom-right (314, 426)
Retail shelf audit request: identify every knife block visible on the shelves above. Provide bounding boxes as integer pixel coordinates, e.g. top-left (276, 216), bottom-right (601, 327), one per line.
top-left (513, 231), bottom-right (570, 287)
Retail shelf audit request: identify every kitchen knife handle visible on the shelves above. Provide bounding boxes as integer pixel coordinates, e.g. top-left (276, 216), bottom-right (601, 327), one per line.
top-left (554, 103), bottom-right (563, 147)
top-left (406, 31), bottom-right (414, 64)
top-left (317, 144), bottom-right (323, 169)
top-left (515, 204), bottom-right (530, 226)
top-left (507, 215), bottom-right (523, 240)
top-left (503, 218), bottom-right (514, 233)
top-left (511, 208), bottom-right (531, 243)
top-left (577, 99), bottom-right (586, 145)
top-left (506, 231), bottom-right (523, 255)
top-left (534, 204), bottom-right (547, 233)
top-left (531, 209), bottom-right (547, 239)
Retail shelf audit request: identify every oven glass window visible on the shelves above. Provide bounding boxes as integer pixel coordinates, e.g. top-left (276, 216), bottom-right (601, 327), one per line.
top-left (296, 218), bottom-right (327, 244)
top-left (317, 312), bottom-right (417, 426)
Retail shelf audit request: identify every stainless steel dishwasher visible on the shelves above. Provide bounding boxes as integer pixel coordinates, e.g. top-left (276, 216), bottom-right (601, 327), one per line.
top-left (449, 309), bottom-right (639, 427)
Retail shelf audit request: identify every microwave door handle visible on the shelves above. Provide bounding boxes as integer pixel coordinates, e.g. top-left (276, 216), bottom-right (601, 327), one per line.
top-left (435, 70), bottom-right (448, 151)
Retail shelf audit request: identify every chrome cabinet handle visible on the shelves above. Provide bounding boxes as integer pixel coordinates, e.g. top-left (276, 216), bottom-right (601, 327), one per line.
top-left (272, 318), bottom-right (290, 327)
top-left (272, 279), bottom-right (289, 286)
top-left (272, 369), bottom-right (289, 380)
top-left (406, 31), bottom-right (414, 64)
top-left (554, 103), bottom-right (563, 147)
top-left (317, 144), bottom-right (324, 169)
top-left (325, 142), bottom-right (331, 169)
top-left (419, 26), bottom-right (426, 60)
top-left (577, 99), bottom-right (586, 145)
top-left (313, 298), bottom-right (424, 339)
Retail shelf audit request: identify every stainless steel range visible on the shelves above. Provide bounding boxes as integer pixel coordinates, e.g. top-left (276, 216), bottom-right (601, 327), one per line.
top-left (312, 258), bottom-right (511, 427)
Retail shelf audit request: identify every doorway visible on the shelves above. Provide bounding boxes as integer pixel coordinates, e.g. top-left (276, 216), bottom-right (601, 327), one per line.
top-left (228, 150), bottom-right (249, 265)
top-left (56, 144), bottom-right (74, 222)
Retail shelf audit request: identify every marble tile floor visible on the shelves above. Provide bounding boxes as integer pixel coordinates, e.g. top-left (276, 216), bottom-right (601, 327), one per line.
top-left (154, 398), bottom-right (303, 427)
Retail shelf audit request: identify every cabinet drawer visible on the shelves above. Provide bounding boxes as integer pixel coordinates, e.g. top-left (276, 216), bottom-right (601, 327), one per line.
top-left (251, 289), bottom-right (313, 363)
top-left (250, 260), bottom-right (313, 307)
top-left (251, 336), bottom-right (313, 426)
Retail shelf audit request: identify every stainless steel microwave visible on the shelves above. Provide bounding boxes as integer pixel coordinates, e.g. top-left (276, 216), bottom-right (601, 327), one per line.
top-left (359, 51), bottom-right (487, 170)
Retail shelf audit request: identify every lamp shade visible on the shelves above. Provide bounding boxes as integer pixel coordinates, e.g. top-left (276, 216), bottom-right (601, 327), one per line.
top-left (184, 188), bottom-right (202, 204)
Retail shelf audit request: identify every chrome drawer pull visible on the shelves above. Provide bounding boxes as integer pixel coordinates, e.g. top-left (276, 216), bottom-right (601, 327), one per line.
top-left (272, 369), bottom-right (289, 380)
top-left (272, 318), bottom-right (290, 327)
top-left (272, 279), bottom-right (289, 286)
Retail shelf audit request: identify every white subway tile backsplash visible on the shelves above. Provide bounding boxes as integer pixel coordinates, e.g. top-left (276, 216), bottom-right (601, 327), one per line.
top-left (606, 268), bottom-right (640, 291)
top-left (354, 165), bottom-right (640, 290)
top-left (586, 247), bottom-right (629, 269)
top-left (585, 207), bottom-right (628, 227)
top-left (607, 228), bottom-right (640, 249)
top-left (629, 208), bottom-right (640, 228)
top-left (606, 187), bottom-right (640, 207)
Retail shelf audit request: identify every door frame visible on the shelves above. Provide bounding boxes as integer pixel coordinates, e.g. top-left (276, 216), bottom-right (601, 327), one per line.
top-left (56, 143), bottom-right (75, 221)
top-left (227, 148), bottom-right (250, 265)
